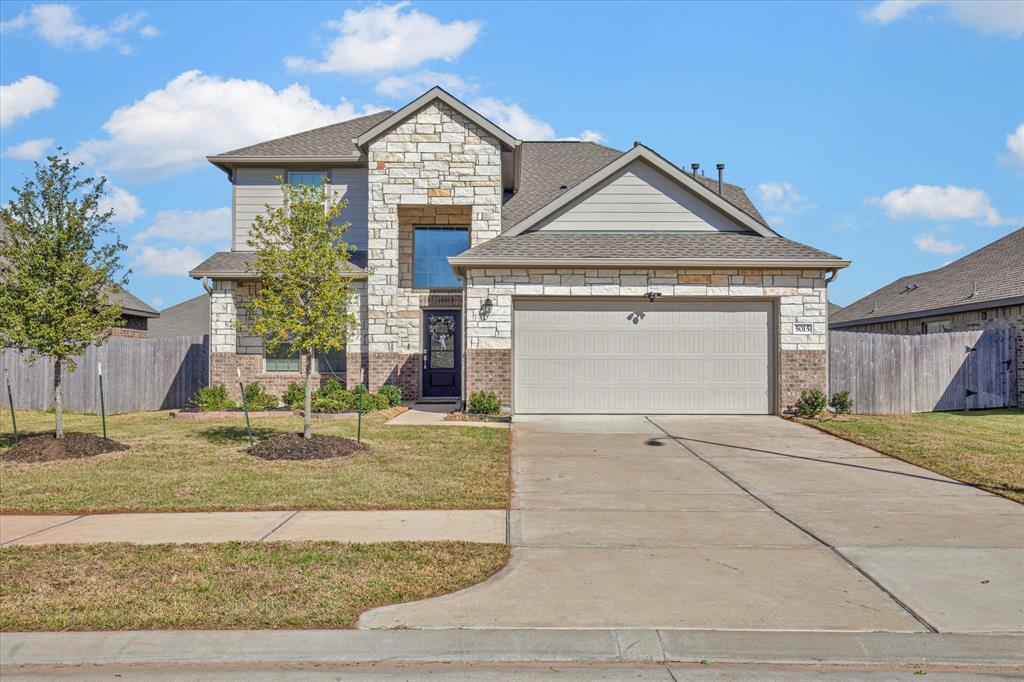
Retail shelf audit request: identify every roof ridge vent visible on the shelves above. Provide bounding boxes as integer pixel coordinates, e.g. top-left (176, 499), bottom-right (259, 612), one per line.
top-left (900, 283), bottom-right (918, 294)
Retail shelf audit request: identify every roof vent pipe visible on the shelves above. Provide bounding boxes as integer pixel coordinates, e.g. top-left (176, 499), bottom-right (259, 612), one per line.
top-left (716, 163), bottom-right (725, 195)
top-left (690, 163), bottom-right (700, 178)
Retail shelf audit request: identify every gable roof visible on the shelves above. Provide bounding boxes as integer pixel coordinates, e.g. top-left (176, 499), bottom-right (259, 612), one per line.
top-left (110, 287), bottom-right (158, 318)
top-left (831, 227), bottom-right (1024, 327)
top-left (188, 251), bottom-right (368, 280)
top-left (149, 294), bottom-right (210, 339)
top-left (355, 87), bottom-right (517, 150)
top-left (207, 110), bottom-right (395, 168)
top-left (502, 144), bottom-right (777, 238)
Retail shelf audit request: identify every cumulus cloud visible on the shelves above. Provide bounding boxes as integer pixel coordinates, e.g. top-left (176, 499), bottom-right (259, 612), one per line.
top-left (1001, 123), bottom-right (1024, 168)
top-left (914, 232), bottom-right (965, 254)
top-left (757, 181), bottom-right (815, 222)
top-left (0, 75), bottom-right (59, 128)
top-left (375, 71), bottom-right (476, 98)
top-left (866, 1), bottom-right (1024, 38)
top-left (869, 184), bottom-right (1016, 226)
top-left (470, 97), bottom-right (555, 140)
top-left (130, 245), bottom-right (204, 277)
top-left (285, 2), bottom-right (481, 74)
top-left (134, 207), bottom-right (231, 246)
top-left (0, 3), bottom-right (158, 54)
top-left (75, 70), bottom-right (384, 177)
top-left (98, 183), bottom-right (144, 224)
top-left (2, 137), bottom-right (54, 160)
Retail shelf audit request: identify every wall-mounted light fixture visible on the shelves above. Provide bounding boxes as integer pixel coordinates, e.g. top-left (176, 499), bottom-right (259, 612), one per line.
top-left (480, 297), bottom-right (494, 319)
top-left (644, 291), bottom-right (663, 303)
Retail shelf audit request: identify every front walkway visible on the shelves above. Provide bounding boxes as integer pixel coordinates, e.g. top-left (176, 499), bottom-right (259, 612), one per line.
top-left (0, 510), bottom-right (506, 545)
top-left (360, 415), bottom-right (1024, 633)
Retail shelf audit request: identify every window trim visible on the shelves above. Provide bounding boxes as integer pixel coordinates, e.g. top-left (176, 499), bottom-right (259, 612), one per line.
top-left (921, 318), bottom-right (952, 334)
top-left (287, 170), bottom-right (330, 187)
top-left (412, 225), bottom-right (470, 290)
top-left (263, 345), bottom-right (347, 374)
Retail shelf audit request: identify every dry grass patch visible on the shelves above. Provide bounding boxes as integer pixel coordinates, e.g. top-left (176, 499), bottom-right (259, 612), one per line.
top-left (0, 541), bottom-right (508, 631)
top-left (802, 409), bottom-right (1024, 504)
top-left (1, 410), bottom-right (509, 513)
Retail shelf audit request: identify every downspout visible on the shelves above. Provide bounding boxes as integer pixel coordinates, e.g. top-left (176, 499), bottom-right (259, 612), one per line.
top-left (454, 265), bottom-right (468, 410)
top-left (201, 276), bottom-right (214, 386)
top-left (823, 268), bottom-right (839, 398)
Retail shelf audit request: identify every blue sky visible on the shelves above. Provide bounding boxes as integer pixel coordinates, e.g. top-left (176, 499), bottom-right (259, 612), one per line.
top-left (1, 0), bottom-right (1022, 310)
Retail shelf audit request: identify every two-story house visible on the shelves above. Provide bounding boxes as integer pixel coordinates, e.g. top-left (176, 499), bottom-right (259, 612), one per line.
top-left (189, 87), bottom-right (849, 414)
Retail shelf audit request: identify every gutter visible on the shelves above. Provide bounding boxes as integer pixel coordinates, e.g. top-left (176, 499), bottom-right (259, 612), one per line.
top-left (830, 295), bottom-right (1024, 329)
top-left (449, 256), bottom-right (851, 272)
top-left (187, 270), bottom-right (369, 281)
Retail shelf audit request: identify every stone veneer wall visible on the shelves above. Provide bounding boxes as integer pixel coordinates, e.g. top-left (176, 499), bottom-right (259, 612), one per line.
top-left (209, 278), bottom-right (366, 399)
top-left (463, 267), bottom-right (830, 413)
top-left (365, 101), bottom-right (502, 397)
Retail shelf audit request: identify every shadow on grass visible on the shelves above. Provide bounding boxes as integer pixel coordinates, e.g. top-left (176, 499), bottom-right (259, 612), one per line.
top-left (1, 430), bottom-right (58, 449)
top-left (197, 425), bottom-right (283, 445)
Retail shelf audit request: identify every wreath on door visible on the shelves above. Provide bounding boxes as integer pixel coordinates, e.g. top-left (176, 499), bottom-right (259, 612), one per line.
top-left (429, 316), bottom-right (455, 350)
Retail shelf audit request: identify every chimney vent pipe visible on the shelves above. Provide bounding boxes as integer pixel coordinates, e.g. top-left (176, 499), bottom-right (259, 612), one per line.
top-left (716, 163), bottom-right (725, 195)
top-left (690, 163), bottom-right (700, 178)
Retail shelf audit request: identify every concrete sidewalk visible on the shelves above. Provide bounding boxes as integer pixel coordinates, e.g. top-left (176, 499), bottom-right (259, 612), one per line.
top-left (0, 510), bottom-right (507, 546)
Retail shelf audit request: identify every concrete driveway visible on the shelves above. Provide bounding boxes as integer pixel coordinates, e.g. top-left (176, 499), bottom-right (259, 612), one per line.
top-left (360, 416), bottom-right (1024, 632)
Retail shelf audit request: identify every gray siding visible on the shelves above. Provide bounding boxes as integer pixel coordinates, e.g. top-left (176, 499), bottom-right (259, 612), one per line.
top-left (331, 167), bottom-right (368, 253)
top-left (536, 160), bottom-right (748, 233)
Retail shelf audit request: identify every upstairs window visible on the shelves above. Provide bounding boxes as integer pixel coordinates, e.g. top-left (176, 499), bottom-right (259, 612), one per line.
top-left (413, 226), bottom-right (469, 289)
top-left (289, 171), bottom-right (327, 187)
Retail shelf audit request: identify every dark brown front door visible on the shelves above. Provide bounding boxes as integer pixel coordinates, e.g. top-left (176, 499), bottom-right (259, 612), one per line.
top-left (422, 310), bottom-right (461, 398)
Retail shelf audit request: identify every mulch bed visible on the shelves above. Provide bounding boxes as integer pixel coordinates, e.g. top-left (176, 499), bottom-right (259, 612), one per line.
top-left (1, 432), bottom-right (129, 463)
top-left (247, 433), bottom-right (368, 461)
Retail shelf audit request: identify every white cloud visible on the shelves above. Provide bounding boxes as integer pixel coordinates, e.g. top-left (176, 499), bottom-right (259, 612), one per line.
top-left (870, 184), bottom-right (1016, 226)
top-left (149, 295), bottom-right (164, 309)
top-left (131, 245), bottom-right (203, 277)
top-left (285, 2), bottom-right (481, 74)
top-left (0, 75), bottom-right (59, 128)
top-left (2, 137), bottom-right (54, 159)
top-left (578, 130), bottom-right (605, 143)
top-left (914, 232), bottom-right (965, 254)
top-left (1001, 123), bottom-right (1024, 168)
top-left (134, 207), bottom-right (231, 246)
top-left (757, 181), bottom-right (815, 216)
top-left (75, 70), bottom-right (384, 178)
top-left (470, 97), bottom-right (555, 140)
top-left (98, 183), bottom-right (144, 224)
top-left (375, 71), bottom-right (476, 98)
top-left (866, 1), bottom-right (1024, 38)
top-left (0, 4), bottom-right (158, 53)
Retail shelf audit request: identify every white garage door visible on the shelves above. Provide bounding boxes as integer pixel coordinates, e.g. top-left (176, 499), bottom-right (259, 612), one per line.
top-left (513, 300), bottom-right (772, 414)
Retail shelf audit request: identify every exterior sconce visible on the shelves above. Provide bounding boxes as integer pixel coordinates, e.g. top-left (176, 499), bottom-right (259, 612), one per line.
top-left (645, 291), bottom-right (663, 303)
top-left (480, 297), bottom-right (494, 319)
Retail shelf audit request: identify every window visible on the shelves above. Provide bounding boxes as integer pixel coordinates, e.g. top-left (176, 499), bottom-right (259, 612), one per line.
top-left (921, 319), bottom-right (952, 334)
top-left (289, 171), bottom-right (327, 187)
top-left (316, 347), bottom-right (346, 375)
top-left (414, 226), bottom-right (469, 289)
top-left (265, 345), bottom-right (300, 372)
top-left (264, 345), bottom-right (346, 374)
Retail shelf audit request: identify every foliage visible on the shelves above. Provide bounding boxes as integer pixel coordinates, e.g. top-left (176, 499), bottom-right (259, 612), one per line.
top-left (468, 391), bottom-right (501, 415)
top-left (244, 177), bottom-right (356, 438)
top-left (241, 382), bottom-right (279, 411)
top-left (794, 389), bottom-right (828, 418)
top-left (282, 383), bottom-right (305, 410)
top-left (190, 385), bottom-right (236, 412)
top-left (310, 380), bottom-right (390, 413)
top-left (829, 390), bottom-right (853, 415)
top-left (0, 151), bottom-right (128, 437)
top-left (378, 384), bottom-right (403, 407)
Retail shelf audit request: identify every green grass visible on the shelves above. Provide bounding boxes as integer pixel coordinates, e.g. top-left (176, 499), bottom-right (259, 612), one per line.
top-left (0, 541), bottom-right (508, 631)
top-left (803, 409), bottom-right (1024, 504)
top-left (1, 410), bottom-right (509, 513)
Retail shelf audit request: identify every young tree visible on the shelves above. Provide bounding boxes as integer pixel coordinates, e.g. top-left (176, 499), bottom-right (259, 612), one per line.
top-left (245, 177), bottom-right (356, 439)
top-left (0, 151), bottom-right (127, 438)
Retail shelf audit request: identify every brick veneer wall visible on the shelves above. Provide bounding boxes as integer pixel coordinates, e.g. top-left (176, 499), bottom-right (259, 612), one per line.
top-left (464, 267), bottom-right (831, 412)
top-left (109, 326), bottom-right (148, 339)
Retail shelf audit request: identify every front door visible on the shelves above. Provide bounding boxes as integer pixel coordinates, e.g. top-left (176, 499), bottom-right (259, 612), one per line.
top-left (422, 310), bottom-right (461, 398)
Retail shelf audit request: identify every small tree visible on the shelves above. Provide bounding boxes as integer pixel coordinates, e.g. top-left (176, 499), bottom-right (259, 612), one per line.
top-left (245, 177), bottom-right (356, 439)
top-left (0, 151), bottom-right (127, 438)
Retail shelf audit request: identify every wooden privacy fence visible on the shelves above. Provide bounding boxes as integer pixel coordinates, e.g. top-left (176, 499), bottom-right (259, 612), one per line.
top-left (2, 335), bottom-right (208, 414)
top-left (829, 329), bottom-right (1016, 415)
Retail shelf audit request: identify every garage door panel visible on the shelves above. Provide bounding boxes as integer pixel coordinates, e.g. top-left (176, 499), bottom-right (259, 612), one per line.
top-left (514, 300), bottom-right (771, 414)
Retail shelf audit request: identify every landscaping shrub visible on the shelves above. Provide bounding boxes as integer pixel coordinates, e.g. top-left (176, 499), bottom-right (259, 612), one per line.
top-left (829, 390), bottom-right (853, 415)
top-left (190, 384), bottom-right (235, 412)
top-left (378, 384), bottom-right (402, 407)
top-left (468, 390), bottom-right (501, 415)
top-left (309, 380), bottom-right (390, 412)
top-left (282, 383), bottom-right (305, 410)
top-left (241, 382), bottom-right (279, 411)
top-left (794, 389), bottom-right (828, 418)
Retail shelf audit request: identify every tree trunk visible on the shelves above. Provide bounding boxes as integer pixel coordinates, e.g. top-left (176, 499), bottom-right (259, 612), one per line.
top-left (54, 357), bottom-right (64, 439)
top-left (302, 350), bottom-right (313, 439)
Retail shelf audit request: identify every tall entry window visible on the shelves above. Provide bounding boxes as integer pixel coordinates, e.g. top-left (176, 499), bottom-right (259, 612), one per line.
top-left (413, 226), bottom-right (468, 289)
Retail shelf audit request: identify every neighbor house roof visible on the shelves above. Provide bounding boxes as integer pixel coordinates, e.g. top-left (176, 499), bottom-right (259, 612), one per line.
top-left (828, 302), bottom-right (843, 316)
top-left (831, 227), bottom-right (1024, 328)
top-left (207, 110), bottom-right (395, 168)
top-left (148, 294), bottom-right (210, 339)
top-left (110, 287), bottom-right (159, 318)
top-left (449, 232), bottom-right (847, 269)
top-left (188, 251), bottom-right (368, 280)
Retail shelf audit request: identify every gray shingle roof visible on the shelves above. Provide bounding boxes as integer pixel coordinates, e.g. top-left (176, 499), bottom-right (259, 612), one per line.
top-left (451, 231), bottom-right (844, 263)
top-left (110, 287), bottom-right (158, 317)
top-left (831, 227), bottom-right (1024, 326)
top-left (188, 251), bottom-right (367, 279)
top-left (209, 110), bottom-right (394, 161)
top-left (504, 142), bottom-right (770, 231)
top-left (149, 294), bottom-right (210, 338)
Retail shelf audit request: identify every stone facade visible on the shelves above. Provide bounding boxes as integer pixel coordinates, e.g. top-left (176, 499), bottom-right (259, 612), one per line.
top-left (365, 100), bottom-right (502, 396)
top-left (463, 267), bottom-right (830, 413)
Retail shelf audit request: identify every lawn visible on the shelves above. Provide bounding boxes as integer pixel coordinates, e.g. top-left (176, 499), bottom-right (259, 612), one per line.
top-left (0, 541), bottom-right (507, 631)
top-left (803, 409), bottom-right (1024, 504)
top-left (0, 410), bottom-right (509, 513)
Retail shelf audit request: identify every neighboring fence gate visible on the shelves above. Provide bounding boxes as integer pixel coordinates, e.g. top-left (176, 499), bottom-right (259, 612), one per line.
top-left (829, 329), bottom-right (1016, 415)
top-left (2, 335), bottom-right (208, 414)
